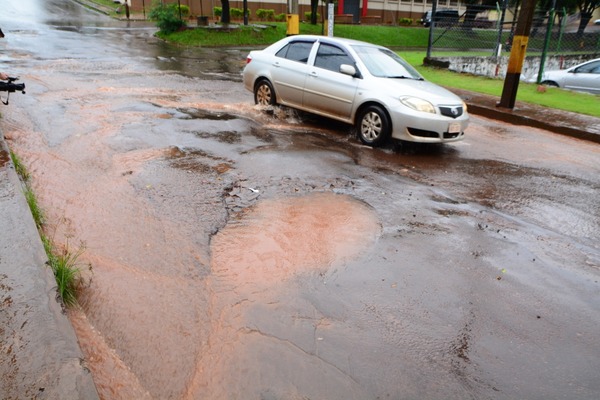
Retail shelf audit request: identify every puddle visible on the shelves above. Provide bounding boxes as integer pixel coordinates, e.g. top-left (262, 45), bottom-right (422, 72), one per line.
top-left (211, 192), bottom-right (381, 287)
top-left (177, 107), bottom-right (239, 121)
top-left (183, 192), bottom-right (381, 397)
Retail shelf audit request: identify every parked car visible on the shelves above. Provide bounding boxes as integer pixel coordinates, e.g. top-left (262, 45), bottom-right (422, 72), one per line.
top-left (420, 9), bottom-right (460, 27)
top-left (540, 58), bottom-right (600, 94)
top-left (242, 35), bottom-right (469, 147)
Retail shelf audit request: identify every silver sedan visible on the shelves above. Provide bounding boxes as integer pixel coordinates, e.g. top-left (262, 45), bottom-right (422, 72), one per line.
top-left (242, 35), bottom-right (469, 147)
top-left (541, 58), bottom-right (600, 95)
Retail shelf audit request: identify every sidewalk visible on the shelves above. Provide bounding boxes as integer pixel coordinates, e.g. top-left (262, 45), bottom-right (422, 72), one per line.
top-left (75, 0), bottom-right (148, 21)
top-left (0, 137), bottom-right (99, 398)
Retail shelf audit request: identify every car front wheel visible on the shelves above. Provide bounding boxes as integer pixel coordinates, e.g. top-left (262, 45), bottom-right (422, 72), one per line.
top-left (357, 105), bottom-right (391, 147)
top-left (541, 80), bottom-right (559, 87)
top-left (254, 79), bottom-right (276, 106)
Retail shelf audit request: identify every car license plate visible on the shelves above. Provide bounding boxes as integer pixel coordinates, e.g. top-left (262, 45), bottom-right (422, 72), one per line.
top-left (448, 122), bottom-right (461, 134)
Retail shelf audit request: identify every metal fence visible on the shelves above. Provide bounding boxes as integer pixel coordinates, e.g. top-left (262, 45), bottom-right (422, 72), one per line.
top-left (427, 6), bottom-right (600, 59)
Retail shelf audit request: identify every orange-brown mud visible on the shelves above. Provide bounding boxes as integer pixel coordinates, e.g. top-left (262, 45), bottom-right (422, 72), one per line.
top-left (5, 79), bottom-right (600, 398)
top-left (3, 4), bottom-right (600, 398)
top-left (4, 71), bottom-right (381, 398)
top-left (186, 193), bottom-right (380, 398)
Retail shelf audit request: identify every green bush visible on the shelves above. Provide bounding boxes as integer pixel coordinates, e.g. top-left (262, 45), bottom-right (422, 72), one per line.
top-left (399, 18), bottom-right (413, 26)
top-left (256, 9), bottom-right (275, 21)
top-left (149, 2), bottom-right (185, 34)
top-left (178, 5), bottom-right (190, 18)
top-left (231, 8), bottom-right (244, 19)
top-left (213, 7), bottom-right (222, 18)
top-left (304, 12), bottom-right (320, 21)
top-left (275, 13), bottom-right (286, 22)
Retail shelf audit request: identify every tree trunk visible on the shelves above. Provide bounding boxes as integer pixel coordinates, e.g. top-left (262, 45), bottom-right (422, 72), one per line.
top-left (221, 0), bottom-right (231, 24)
top-left (576, 12), bottom-right (592, 36)
top-left (310, 0), bottom-right (318, 25)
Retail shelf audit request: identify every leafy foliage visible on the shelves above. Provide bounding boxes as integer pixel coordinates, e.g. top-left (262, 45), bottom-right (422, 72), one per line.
top-left (230, 8), bottom-right (244, 19)
top-left (304, 12), bottom-right (320, 21)
top-left (49, 242), bottom-right (87, 307)
top-left (149, 1), bottom-right (185, 34)
top-left (256, 9), bottom-right (275, 21)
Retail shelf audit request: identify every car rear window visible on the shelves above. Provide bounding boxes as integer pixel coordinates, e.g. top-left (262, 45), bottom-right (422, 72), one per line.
top-left (275, 41), bottom-right (314, 64)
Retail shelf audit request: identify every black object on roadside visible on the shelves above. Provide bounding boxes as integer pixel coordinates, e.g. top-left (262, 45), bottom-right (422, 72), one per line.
top-left (0, 77), bottom-right (26, 105)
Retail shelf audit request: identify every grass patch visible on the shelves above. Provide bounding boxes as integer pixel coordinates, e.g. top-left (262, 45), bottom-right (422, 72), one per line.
top-left (23, 186), bottom-right (45, 230)
top-left (42, 234), bottom-right (89, 308)
top-left (87, 0), bottom-right (123, 17)
top-left (397, 51), bottom-right (600, 117)
top-left (159, 22), bottom-right (429, 48)
top-left (9, 150), bottom-right (30, 181)
top-left (10, 149), bottom-right (87, 307)
top-left (47, 240), bottom-right (88, 307)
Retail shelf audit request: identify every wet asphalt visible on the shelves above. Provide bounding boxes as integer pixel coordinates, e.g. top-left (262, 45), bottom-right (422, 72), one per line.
top-left (2, 74), bottom-right (599, 399)
top-left (1, 0), bottom-right (599, 398)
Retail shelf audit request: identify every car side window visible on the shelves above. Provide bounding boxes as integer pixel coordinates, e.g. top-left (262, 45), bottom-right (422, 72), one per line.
top-left (576, 61), bottom-right (600, 74)
top-left (314, 43), bottom-right (354, 73)
top-left (275, 41), bottom-right (314, 64)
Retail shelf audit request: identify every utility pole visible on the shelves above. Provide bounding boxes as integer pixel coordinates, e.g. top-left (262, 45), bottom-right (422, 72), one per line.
top-left (498, 0), bottom-right (536, 109)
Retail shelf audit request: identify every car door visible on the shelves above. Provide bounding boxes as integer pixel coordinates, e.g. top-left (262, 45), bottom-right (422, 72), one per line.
top-left (270, 40), bottom-right (316, 108)
top-left (563, 60), bottom-right (600, 94)
top-left (302, 42), bottom-right (360, 120)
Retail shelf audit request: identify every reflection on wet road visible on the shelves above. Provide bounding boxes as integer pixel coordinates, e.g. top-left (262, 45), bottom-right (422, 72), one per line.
top-left (2, 1), bottom-right (599, 398)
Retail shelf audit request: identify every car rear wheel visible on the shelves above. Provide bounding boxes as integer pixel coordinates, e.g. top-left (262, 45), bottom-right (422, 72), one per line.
top-left (541, 80), bottom-right (559, 87)
top-left (357, 105), bottom-right (391, 147)
top-left (254, 79), bottom-right (276, 106)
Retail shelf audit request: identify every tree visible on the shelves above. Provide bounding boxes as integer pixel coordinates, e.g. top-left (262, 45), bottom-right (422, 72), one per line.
top-left (221, 0), bottom-right (231, 24)
top-left (462, 0), bottom-right (497, 29)
top-left (535, 0), bottom-right (577, 34)
top-left (310, 0), bottom-right (319, 25)
top-left (576, 0), bottom-right (600, 35)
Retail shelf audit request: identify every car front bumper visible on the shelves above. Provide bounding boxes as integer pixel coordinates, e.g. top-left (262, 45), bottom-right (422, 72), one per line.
top-left (388, 106), bottom-right (469, 143)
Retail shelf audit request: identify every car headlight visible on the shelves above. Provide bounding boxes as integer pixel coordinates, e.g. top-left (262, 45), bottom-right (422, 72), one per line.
top-left (400, 96), bottom-right (436, 114)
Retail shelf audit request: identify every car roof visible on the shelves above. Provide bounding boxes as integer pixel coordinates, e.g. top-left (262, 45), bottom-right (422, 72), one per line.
top-left (284, 35), bottom-right (383, 49)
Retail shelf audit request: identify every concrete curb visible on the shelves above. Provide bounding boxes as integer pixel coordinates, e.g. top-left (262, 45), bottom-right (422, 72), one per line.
top-left (453, 88), bottom-right (600, 145)
top-left (0, 133), bottom-right (99, 399)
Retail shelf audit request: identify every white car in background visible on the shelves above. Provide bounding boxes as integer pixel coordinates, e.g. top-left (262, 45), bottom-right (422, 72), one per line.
top-left (540, 58), bottom-right (600, 94)
top-left (242, 35), bottom-right (469, 147)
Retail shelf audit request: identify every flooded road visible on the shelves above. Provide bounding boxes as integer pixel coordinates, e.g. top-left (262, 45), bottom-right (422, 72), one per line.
top-left (2, 1), bottom-right (599, 399)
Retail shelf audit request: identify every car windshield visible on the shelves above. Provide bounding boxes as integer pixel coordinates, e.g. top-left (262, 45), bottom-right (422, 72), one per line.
top-left (352, 45), bottom-right (423, 80)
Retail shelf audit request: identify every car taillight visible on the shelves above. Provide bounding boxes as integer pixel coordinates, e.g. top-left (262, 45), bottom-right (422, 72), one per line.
top-left (246, 56), bottom-right (252, 64)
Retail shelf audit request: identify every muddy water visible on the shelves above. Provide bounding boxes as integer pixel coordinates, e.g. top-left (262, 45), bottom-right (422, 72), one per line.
top-left (3, 5), bottom-right (384, 396)
top-left (3, 1), bottom-right (600, 399)
top-left (186, 193), bottom-right (380, 398)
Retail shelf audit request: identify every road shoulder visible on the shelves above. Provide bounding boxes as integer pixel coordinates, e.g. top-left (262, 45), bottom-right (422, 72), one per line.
top-left (0, 132), bottom-right (99, 399)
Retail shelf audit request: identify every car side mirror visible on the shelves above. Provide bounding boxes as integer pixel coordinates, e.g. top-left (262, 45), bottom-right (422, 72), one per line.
top-left (340, 64), bottom-right (357, 77)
